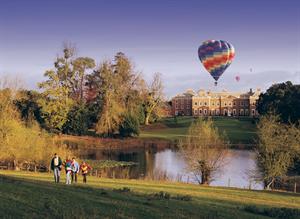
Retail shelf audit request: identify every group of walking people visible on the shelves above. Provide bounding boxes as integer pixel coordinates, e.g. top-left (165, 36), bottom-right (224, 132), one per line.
top-left (50, 153), bottom-right (92, 184)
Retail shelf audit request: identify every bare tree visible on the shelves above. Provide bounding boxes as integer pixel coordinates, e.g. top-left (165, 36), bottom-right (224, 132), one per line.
top-left (255, 114), bottom-right (300, 189)
top-left (142, 72), bottom-right (164, 125)
top-left (179, 118), bottom-right (227, 185)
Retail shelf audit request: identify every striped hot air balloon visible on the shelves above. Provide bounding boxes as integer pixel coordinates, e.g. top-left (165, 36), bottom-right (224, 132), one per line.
top-left (198, 40), bottom-right (235, 86)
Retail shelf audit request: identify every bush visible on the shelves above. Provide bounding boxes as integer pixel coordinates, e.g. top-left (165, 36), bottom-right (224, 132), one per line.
top-left (244, 205), bottom-right (300, 219)
top-left (119, 113), bottom-right (140, 137)
top-left (63, 104), bottom-right (90, 135)
top-left (173, 194), bottom-right (192, 201)
top-left (153, 191), bottom-right (171, 200)
top-left (113, 187), bottom-right (131, 193)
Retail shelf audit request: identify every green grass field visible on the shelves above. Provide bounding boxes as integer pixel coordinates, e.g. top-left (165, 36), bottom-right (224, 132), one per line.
top-left (1, 170), bottom-right (299, 219)
top-left (140, 117), bottom-right (257, 145)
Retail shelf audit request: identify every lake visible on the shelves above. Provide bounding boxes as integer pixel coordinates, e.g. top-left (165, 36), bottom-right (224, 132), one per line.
top-left (77, 146), bottom-right (264, 189)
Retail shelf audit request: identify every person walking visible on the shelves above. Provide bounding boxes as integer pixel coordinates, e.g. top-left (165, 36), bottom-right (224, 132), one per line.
top-left (50, 153), bottom-right (62, 183)
top-left (80, 161), bottom-right (92, 183)
top-left (65, 158), bottom-right (73, 185)
top-left (71, 157), bottom-right (80, 183)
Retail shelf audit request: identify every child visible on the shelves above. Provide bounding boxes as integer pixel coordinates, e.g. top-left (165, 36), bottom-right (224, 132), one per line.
top-left (71, 157), bottom-right (80, 183)
top-left (80, 161), bottom-right (92, 183)
top-left (65, 159), bottom-right (73, 185)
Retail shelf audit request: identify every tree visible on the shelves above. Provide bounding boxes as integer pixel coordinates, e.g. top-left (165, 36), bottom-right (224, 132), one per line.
top-left (93, 61), bottom-right (124, 136)
top-left (119, 113), bottom-right (140, 137)
top-left (62, 103), bottom-right (90, 135)
top-left (38, 45), bottom-right (76, 132)
top-left (0, 78), bottom-right (72, 170)
top-left (14, 90), bottom-right (44, 128)
top-left (256, 114), bottom-right (300, 189)
top-left (257, 81), bottom-right (300, 125)
top-left (179, 118), bottom-right (227, 185)
top-left (87, 52), bottom-right (143, 136)
top-left (142, 73), bottom-right (164, 125)
top-left (71, 57), bottom-right (95, 103)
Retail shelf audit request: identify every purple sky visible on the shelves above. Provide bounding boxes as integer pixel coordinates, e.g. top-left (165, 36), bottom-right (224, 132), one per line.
top-left (0, 0), bottom-right (299, 97)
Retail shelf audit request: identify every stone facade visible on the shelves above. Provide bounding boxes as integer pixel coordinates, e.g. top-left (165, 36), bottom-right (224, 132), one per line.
top-left (172, 88), bottom-right (260, 117)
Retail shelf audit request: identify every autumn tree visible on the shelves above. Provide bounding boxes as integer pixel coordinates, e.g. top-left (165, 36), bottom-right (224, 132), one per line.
top-left (87, 52), bottom-right (143, 136)
top-left (256, 114), bottom-right (300, 189)
top-left (92, 61), bottom-right (124, 136)
top-left (0, 77), bottom-right (72, 169)
top-left (179, 118), bottom-right (227, 185)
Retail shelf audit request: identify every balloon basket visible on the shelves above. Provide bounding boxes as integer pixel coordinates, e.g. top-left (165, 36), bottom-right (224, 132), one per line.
top-left (214, 82), bottom-right (217, 86)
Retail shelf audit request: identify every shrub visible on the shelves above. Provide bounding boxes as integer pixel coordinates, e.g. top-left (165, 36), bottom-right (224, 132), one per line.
top-left (173, 195), bottom-right (192, 201)
top-left (244, 205), bottom-right (300, 219)
top-left (63, 104), bottom-right (90, 136)
top-left (113, 187), bottom-right (131, 193)
top-left (153, 191), bottom-right (171, 200)
top-left (119, 113), bottom-right (140, 137)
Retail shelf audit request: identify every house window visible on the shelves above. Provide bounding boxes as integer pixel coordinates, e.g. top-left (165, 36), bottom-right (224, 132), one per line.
top-left (212, 102), bottom-right (215, 106)
top-left (175, 104), bottom-right (178, 109)
top-left (204, 109), bottom-right (207, 115)
top-left (240, 101), bottom-right (244, 106)
top-left (187, 105), bottom-right (190, 109)
top-left (217, 102), bottom-right (220, 106)
top-left (245, 109), bottom-right (249, 116)
top-left (216, 109), bottom-right (220, 115)
top-left (240, 109), bottom-right (244, 116)
top-left (199, 109), bottom-right (202, 114)
top-left (199, 102), bottom-right (202, 106)
top-left (233, 102), bottom-right (236, 106)
top-left (204, 102), bottom-right (207, 106)
top-left (224, 102), bottom-right (227, 106)
top-left (194, 109), bottom-right (198, 115)
top-left (194, 102), bottom-right (197, 105)
top-left (252, 109), bottom-right (255, 115)
top-left (229, 102), bottom-right (232, 106)
top-left (233, 109), bottom-right (236, 115)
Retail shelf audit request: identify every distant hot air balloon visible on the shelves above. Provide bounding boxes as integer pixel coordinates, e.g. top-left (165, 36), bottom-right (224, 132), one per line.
top-left (198, 40), bottom-right (235, 86)
top-left (235, 75), bottom-right (240, 82)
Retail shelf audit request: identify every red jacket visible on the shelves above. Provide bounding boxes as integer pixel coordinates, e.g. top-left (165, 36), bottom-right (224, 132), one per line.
top-left (80, 163), bottom-right (91, 174)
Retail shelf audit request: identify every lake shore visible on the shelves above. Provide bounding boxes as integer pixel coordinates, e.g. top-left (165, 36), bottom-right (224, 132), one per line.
top-left (58, 134), bottom-right (255, 151)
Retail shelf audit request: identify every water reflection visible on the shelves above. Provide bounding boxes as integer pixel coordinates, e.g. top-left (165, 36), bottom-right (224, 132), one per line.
top-left (77, 147), bottom-right (263, 189)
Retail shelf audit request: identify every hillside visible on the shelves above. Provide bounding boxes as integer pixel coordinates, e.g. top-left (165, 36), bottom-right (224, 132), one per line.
top-left (0, 170), bottom-right (299, 219)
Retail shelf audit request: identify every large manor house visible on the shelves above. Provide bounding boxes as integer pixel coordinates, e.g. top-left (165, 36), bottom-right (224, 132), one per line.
top-left (171, 88), bottom-right (261, 117)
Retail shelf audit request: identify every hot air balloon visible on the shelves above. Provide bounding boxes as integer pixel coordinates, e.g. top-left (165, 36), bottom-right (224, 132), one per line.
top-left (198, 40), bottom-right (235, 86)
top-left (235, 75), bottom-right (240, 82)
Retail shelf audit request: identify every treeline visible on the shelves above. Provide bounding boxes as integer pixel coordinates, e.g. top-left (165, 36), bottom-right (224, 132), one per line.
top-left (0, 80), bottom-right (72, 170)
top-left (256, 81), bottom-right (300, 189)
top-left (16, 45), bottom-right (165, 137)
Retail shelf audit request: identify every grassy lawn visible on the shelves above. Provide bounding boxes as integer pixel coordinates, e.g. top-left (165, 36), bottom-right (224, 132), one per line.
top-left (140, 117), bottom-right (257, 144)
top-left (0, 170), bottom-right (299, 219)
